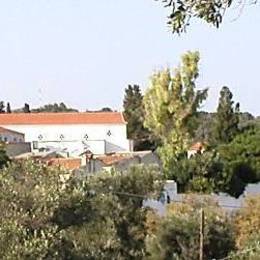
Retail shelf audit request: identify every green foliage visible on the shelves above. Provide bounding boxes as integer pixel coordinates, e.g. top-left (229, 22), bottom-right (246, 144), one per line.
top-left (0, 161), bottom-right (163, 259)
top-left (156, 0), bottom-right (257, 34)
top-left (168, 125), bottom-right (260, 197)
top-left (143, 51), bottom-right (207, 176)
top-left (228, 234), bottom-right (260, 260)
top-left (32, 102), bottom-right (78, 113)
top-left (234, 196), bottom-right (260, 250)
top-left (146, 196), bottom-right (235, 260)
top-left (23, 103), bottom-right (30, 113)
top-left (212, 86), bottom-right (240, 144)
top-left (123, 85), bottom-right (146, 140)
top-left (73, 166), bottom-right (163, 259)
top-left (0, 101), bottom-right (5, 113)
top-left (6, 102), bottom-right (11, 113)
top-left (0, 160), bottom-right (67, 259)
top-left (192, 111), bottom-right (255, 143)
top-left (123, 84), bottom-right (155, 151)
top-left (228, 196), bottom-right (260, 259)
top-left (168, 151), bottom-right (223, 193)
top-left (217, 125), bottom-right (260, 196)
top-left (0, 144), bottom-right (10, 169)
top-left (193, 111), bottom-right (215, 142)
top-left (100, 107), bottom-right (113, 112)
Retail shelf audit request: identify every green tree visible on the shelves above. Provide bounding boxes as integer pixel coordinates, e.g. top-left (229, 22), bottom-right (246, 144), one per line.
top-left (143, 51), bottom-right (208, 176)
top-left (173, 124), bottom-right (260, 197)
top-left (123, 84), bottom-right (155, 150)
top-left (169, 151), bottom-right (224, 193)
top-left (170, 149), bottom-right (252, 198)
top-left (32, 102), bottom-right (78, 113)
top-left (217, 125), bottom-right (260, 189)
top-left (212, 86), bottom-right (240, 144)
top-left (0, 101), bottom-right (5, 113)
top-left (146, 196), bottom-right (235, 260)
top-left (0, 160), bottom-right (67, 259)
top-left (6, 102), bottom-right (11, 113)
top-left (23, 103), bottom-right (30, 113)
top-left (100, 107), bottom-right (113, 112)
top-left (171, 124), bottom-right (260, 197)
top-left (0, 160), bottom-right (162, 259)
top-left (156, 0), bottom-right (257, 34)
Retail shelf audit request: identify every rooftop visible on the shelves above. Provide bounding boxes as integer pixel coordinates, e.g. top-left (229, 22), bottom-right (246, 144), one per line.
top-left (0, 112), bottom-right (126, 125)
top-left (0, 126), bottom-right (25, 136)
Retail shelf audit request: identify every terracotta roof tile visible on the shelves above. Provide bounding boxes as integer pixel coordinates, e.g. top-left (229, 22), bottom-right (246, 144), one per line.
top-left (97, 154), bottom-right (133, 166)
top-left (0, 112), bottom-right (126, 125)
top-left (46, 158), bottom-right (82, 170)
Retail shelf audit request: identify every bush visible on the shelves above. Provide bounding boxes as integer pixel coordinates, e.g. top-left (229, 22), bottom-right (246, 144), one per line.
top-left (146, 196), bottom-right (235, 260)
top-left (0, 161), bottom-right (163, 259)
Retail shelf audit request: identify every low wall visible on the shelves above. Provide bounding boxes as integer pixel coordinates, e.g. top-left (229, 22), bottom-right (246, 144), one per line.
top-left (6, 142), bottom-right (31, 157)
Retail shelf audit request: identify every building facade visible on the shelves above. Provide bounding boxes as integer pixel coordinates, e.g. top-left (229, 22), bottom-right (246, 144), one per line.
top-left (0, 127), bottom-right (25, 143)
top-left (0, 112), bottom-right (130, 156)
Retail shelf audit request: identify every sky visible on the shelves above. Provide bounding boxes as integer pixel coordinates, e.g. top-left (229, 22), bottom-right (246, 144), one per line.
top-left (0, 0), bottom-right (259, 115)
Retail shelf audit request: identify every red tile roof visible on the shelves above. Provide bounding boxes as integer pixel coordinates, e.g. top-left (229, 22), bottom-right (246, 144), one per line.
top-left (0, 112), bottom-right (126, 125)
top-left (46, 158), bottom-right (82, 170)
top-left (0, 126), bottom-right (24, 136)
top-left (97, 154), bottom-right (134, 166)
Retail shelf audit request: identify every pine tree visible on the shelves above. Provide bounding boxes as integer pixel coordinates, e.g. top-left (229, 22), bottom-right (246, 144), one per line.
top-left (6, 102), bottom-right (11, 113)
top-left (213, 86), bottom-right (239, 144)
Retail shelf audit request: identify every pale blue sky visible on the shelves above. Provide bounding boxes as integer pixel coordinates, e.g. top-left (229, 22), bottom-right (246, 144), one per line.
top-left (0, 1), bottom-right (259, 115)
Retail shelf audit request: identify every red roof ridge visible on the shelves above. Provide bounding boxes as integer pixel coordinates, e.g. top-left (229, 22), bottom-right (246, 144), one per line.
top-left (0, 112), bottom-right (126, 125)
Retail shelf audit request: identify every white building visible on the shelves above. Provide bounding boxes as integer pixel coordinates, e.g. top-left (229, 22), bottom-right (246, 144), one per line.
top-left (0, 127), bottom-right (25, 143)
top-left (0, 112), bottom-right (130, 156)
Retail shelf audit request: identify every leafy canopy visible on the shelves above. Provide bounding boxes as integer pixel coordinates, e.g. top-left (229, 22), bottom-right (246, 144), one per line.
top-left (146, 196), bottom-right (235, 260)
top-left (0, 160), bottom-right (163, 259)
top-left (143, 51), bottom-right (207, 176)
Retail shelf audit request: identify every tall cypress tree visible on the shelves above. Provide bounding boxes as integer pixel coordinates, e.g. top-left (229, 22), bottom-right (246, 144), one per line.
top-left (123, 85), bottom-right (154, 150)
top-left (123, 85), bottom-right (144, 140)
top-left (0, 101), bottom-right (5, 113)
top-left (213, 86), bottom-right (239, 144)
top-left (6, 102), bottom-right (11, 113)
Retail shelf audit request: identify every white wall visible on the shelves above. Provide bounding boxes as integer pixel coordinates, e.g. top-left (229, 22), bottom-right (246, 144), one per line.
top-left (3, 124), bottom-right (129, 155)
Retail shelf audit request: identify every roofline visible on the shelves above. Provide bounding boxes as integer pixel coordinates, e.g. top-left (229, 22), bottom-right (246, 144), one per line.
top-left (0, 127), bottom-right (25, 136)
top-left (0, 112), bottom-right (127, 125)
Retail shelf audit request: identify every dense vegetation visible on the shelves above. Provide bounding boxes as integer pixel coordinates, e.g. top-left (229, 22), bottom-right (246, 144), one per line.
top-left (0, 160), bottom-right (259, 259)
top-left (140, 51), bottom-right (260, 197)
top-left (0, 1), bottom-right (259, 257)
top-left (0, 51), bottom-right (259, 258)
top-left (0, 161), bottom-right (163, 259)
